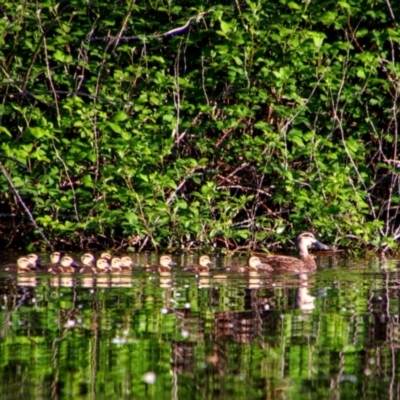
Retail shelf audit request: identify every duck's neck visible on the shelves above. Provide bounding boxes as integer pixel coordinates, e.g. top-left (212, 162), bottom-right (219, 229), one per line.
top-left (298, 248), bottom-right (317, 270)
top-left (298, 246), bottom-right (310, 260)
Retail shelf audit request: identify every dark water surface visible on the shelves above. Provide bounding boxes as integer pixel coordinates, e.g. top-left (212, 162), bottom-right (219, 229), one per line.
top-left (1, 252), bottom-right (400, 400)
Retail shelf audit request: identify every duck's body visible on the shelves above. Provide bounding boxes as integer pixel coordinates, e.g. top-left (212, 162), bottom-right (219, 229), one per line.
top-left (258, 232), bottom-right (329, 273)
top-left (146, 254), bottom-right (176, 275)
top-left (48, 255), bottom-right (79, 274)
top-left (184, 255), bottom-right (213, 276)
top-left (225, 256), bottom-right (267, 274)
top-left (4, 257), bottom-right (35, 273)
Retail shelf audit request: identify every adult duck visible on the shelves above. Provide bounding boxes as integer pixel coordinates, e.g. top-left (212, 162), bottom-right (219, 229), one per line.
top-left (258, 232), bottom-right (329, 273)
top-left (184, 254), bottom-right (214, 276)
top-left (146, 254), bottom-right (176, 275)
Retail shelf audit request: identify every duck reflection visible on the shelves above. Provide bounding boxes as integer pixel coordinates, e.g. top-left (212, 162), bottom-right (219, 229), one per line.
top-left (295, 274), bottom-right (316, 312)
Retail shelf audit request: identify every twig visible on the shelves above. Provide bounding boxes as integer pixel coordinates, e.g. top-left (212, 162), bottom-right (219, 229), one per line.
top-left (88, 16), bottom-right (199, 43)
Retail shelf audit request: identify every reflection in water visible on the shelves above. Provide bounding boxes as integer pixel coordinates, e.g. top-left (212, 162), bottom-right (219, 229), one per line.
top-left (0, 254), bottom-right (400, 399)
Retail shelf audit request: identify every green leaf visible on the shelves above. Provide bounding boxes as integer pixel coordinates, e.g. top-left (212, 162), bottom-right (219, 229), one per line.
top-left (220, 20), bottom-right (231, 34)
top-left (107, 122), bottom-right (122, 134)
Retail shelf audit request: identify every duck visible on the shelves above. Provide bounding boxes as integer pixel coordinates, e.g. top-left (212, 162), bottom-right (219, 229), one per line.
top-left (26, 253), bottom-right (41, 269)
top-left (42, 251), bottom-right (64, 271)
top-left (224, 256), bottom-right (267, 274)
top-left (258, 232), bottom-right (329, 273)
top-left (79, 257), bottom-right (110, 274)
top-left (47, 255), bottom-right (80, 274)
top-left (49, 251), bottom-right (63, 264)
top-left (146, 254), bottom-right (176, 275)
top-left (80, 252), bottom-right (96, 267)
top-left (99, 252), bottom-right (112, 261)
top-left (184, 254), bottom-right (214, 276)
top-left (4, 257), bottom-right (35, 273)
top-left (110, 256), bottom-right (134, 273)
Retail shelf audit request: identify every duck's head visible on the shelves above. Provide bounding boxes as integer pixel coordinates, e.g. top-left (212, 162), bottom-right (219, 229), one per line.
top-left (100, 252), bottom-right (112, 261)
top-left (159, 254), bottom-right (176, 268)
top-left (17, 257), bottom-right (35, 272)
top-left (199, 255), bottom-right (213, 268)
top-left (295, 232), bottom-right (329, 251)
top-left (96, 258), bottom-right (110, 272)
top-left (81, 253), bottom-right (95, 266)
top-left (26, 253), bottom-right (40, 268)
top-left (110, 257), bottom-right (122, 270)
top-left (247, 256), bottom-right (265, 270)
top-left (120, 256), bottom-right (135, 267)
top-left (60, 255), bottom-right (80, 268)
top-left (50, 251), bottom-right (62, 264)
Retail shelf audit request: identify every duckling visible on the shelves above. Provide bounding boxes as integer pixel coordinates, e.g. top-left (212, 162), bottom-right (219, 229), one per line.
top-left (26, 253), bottom-right (41, 269)
top-left (146, 254), bottom-right (176, 275)
top-left (80, 253), bottom-right (96, 267)
top-left (110, 256), bottom-right (134, 273)
top-left (4, 257), bottom-right (35, 273)
top-left (99, 252), bottom-right (112, 261)
top-left (95, 258), bottom-right (110, 273)
top-left (42, 251), bottom-right (64, 271)
top-left (258, 232), bottom-right (329, 273)
top-left (225, 256), bottom-right (267, 274)
top-left (78, 257), bottom-right (110, 274)
top-left (49, 251), bottom-right (62, 264)
top-left (109, 257), bottom-right (122, 272)
top-left (184, 254), bottom-right (214, 276)
top-left (48, 255), bottom-right (79, 274)
top-left (121, 255), bottom-right (136, 268)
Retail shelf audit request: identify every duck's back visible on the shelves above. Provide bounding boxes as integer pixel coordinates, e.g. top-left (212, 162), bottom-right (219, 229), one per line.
top-left (259, 254), bottom-right (316, 273)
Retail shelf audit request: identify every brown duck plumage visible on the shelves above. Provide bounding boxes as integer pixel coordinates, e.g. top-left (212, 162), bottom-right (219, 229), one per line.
top-left (258, 232), bottom-right (329, 273)
top-left (48, 255), bottom-right (79, 274)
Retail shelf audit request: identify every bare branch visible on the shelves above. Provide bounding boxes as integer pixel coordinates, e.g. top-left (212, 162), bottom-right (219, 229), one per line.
top-left (88, 16), bottom-right (199, 44)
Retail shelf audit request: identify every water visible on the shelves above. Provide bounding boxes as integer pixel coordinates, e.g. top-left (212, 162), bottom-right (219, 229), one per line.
top-left (0, 252), bottom-right (399, 399)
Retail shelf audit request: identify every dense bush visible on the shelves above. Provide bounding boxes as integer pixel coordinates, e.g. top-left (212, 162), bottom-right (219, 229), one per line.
top-left (0, 0), bottom-right (399, 251)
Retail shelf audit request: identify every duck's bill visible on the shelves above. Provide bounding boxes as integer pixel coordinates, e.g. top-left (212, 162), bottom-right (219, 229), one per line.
top-left (313, 241), bottom-right (329, 250)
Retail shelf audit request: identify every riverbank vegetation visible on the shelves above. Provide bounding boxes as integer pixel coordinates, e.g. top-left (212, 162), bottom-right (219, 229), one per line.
top-left (0, 0), bottom-right (399, 252)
